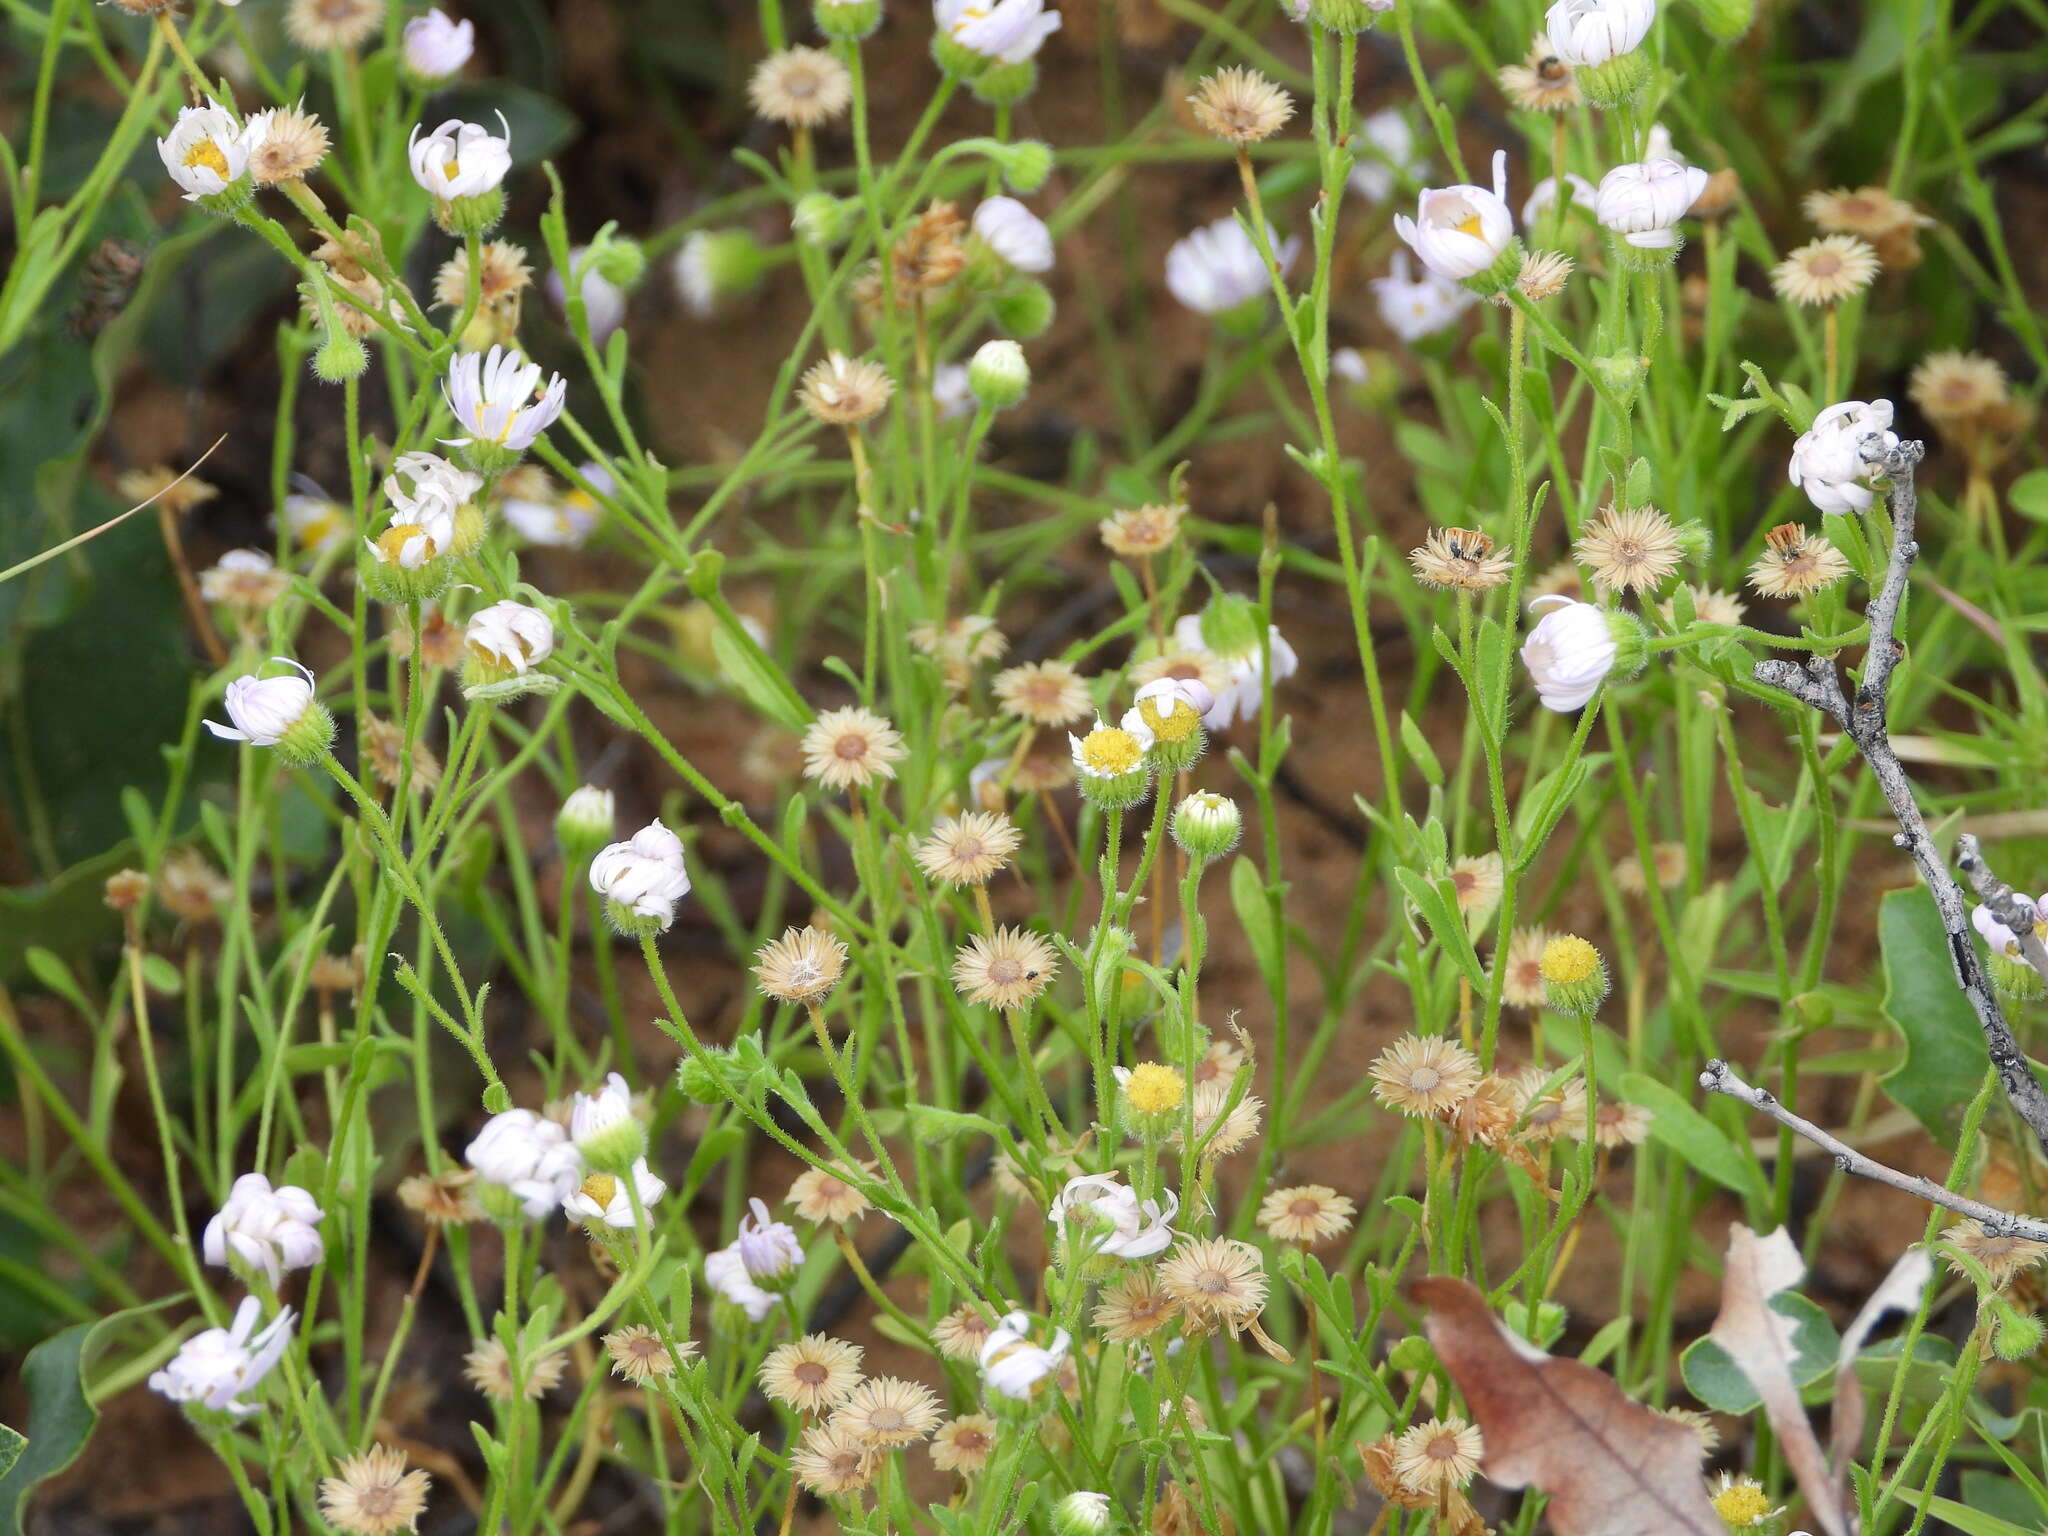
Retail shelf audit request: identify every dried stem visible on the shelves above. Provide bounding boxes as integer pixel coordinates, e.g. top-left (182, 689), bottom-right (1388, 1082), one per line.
top-left (1956, 832), bottom-right (2048, 987)
top-left (1750, 440), bottom-right (2048, 1156)
top-left (1699, 1060), bottom-right (2048, 1243)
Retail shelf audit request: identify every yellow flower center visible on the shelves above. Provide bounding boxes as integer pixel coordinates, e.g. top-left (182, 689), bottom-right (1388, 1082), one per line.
top-left (1711, 1484), bottom-right (1770, 1526)
top-left (375, 524), bottom-right (434, 564)
top-left (1139, 697), bottom-right (1201, 742)
top-left (443, 156), bottom-right (462, 182)
top-left (183, 138), bottom-right (231, 178)
top-left (1080, 727), bottom-right (1142, 775)
top-left (580, 1172), bottom-right (618, 1207)
top-left (1123, 1062), bottom-right (1186, 1115)
top-left (1539, 935), bottom-right (1599, 985)
top-left (1456, 213), bottom-right (1486, 239)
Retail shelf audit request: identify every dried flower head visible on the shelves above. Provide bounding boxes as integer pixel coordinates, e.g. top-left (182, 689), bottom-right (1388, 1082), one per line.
top-left (1361, 1435), bottom-right (1436, 1511)
top-left (1410, 527), bottom-right (1513, 592)
top-left (798, 352), bottom-right (894, 425)
top-left (761, 1334), bottom-right (864, 1413)
top-left (1188, 67), bottom-right (1294, 145)
top-left (1909, 350), bottom-right (2012, 430)
top-left (1944, 1219), bottom-right (2048, 1289)
top-left (791, 1422), bottom-right (877, 1495)
top-left (247, 104), bottom-right (330, 184)
top-left (1392, 1416), bottom-right (1484, 1494)
top-left (1661, 1405), bottom-right (1720, 1454)
top-left (1583, 1098), bottom-right (1653, 1147)
top-left (104, 869), bottom-right (150, 914)
top-left (116, 466), bottom-right (217, 520)
top-left (1499, 36), bottom-right (1580, 111)
top-left (930, 1413), bottom-right (997, 1474)
top-left (1772, 235), bottom-right (1880, 306)
top-left (1747, 522), bottom-right (1850, 599)
top-left (1369, 1033), bottom-right (1481, 1118)
top-left (1447, 1073), bottom-right (1522, 1148)
top-left (1663, 584), bottom-right (1748, 627)
top-left (749, 46), bottom-right (853, 128)
top-left (396, 1168), bottom-right (481, 1226)
top-left (910, 615), bottom-right (1008, 688)
top-left (1100, 502), bottom-right (1186, 559)
top-left (1158, 1237), bottom-right (1268, 1332)
top-left (1805, 184), bottom-right (1932, 265)
top-left (359, 714), bottom-right (443, 795)
top-left (287, 0), bottom-right (386, 51)
top-left (1526, 557), bottom-right (1584, 602)
top-left (1516, 248), bottom-right (1574, 300)
top-left (157, 847), bottom-right (233, 922)
top-left (952, 926), bottom-right (1059, 1011)
top-left (1449, 852), bottom-right (1505, 922)
top-left (994, 660), bottom-right (1093, 726)
top-left (893, 201), bottom-right (968, 292)
top-left (318, 1445), bottom-right (431, 1536)
top-left (1617, 840), bottom-right (1686, 894)
top-left (1193, 1037), bottom-right (1246, 1086)
top-left (605, 1324), bottom-right (694, 1383)
top-left (832, 1375), bottom-right (943, 1447)
top-left (753, 925), bottom-right (850, 1003)
top-left (916, 811), bottom-right (1023, 887)
top-left (462, 1338), bottom-right (565, 1401)
top-left (1256, 1184), bottom-right (1356, 1245)
top-left (309, 950), bottom-right (361, 993)
top-left (200, 550), bottom-right (291, 613)
top-left (1497, 926), bottom-right (1556, 1009)
top-left (434, 240), bottom-right (533, 310)
top-left (1011, 749), bottom-right (1076, 794)
top-left (933, 1305), bottom-right (998, 1361)
top-left (1094, 1269), bottom-right (1182, 1342)
top-left (788, 1163), bottom-right (872, 1225)
top-left (1171, 1079), bottom-right (1262, 1161)
top-left (1577, 503), bottom-right (1682, 594)
top-left (800, 706), bottom-right (905, 790)
top-left (1511, 1066), bottom-right (1589, 1142)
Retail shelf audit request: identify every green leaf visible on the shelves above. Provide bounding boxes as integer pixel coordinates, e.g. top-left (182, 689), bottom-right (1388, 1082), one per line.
top-left (1879, 886), bottom-right (1990, 1144)
top-left (0, 1297), bottom-right (180, 1528)
top-left (1891, 1489), bottom-right (2038, 1536)
top-left (1228, 856), bottom-right (1284, 998)
top-left (1680, 1292), bottom-right (1839, 1413)
top-left (1393, 867), bottom-right (1487, 990)
top-left (903, 1105), bottom-right (1002, 1144)
top-left (2009, 469), bottom-right (2048, 523)
top-left (711, 623), bottom-right (808, 732)
top-left (1617, 1071), bottom-right (1769, 1208)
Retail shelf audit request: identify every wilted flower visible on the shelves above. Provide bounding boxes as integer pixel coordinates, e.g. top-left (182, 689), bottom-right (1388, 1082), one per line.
top-left (1050, 1173), bottom-right (1178, 1259)
top-left (978, 1310), bottom-right (1072, 1398)
top-left (1787, 398), bottom-right (1899, 513)
top-left (319, 1445), bottom-right (432, 1536)
top-left (200, 549), bottom-right (290, 614)
top-left (1576, 504), bottom-right (1682, 594)
top-left (787, 1163), bottom-right (872, 1225)
top-left (244, 103), bottom-right (330, 185)
top-left (463, 1337), bottom-right (565, 1400)
top-left (754, 925), bottom-right (850, 1004)
top-left (287, 0), bottom-right (384, 50)
top-left (1391, 1415), bottom-right (1484, 1494)
top-left (1188, 66), bottom-right (1294, 144)
top-left (930, 1414), bottom-right (997, 1474)
top-left (1772, 235), bottom-right (1879, 306)
top-left (994, 659), bottom-right (1093, 726)
top-left (834, 1376), bottom-right (944, 1447)
top-left (791, 1423), bottom-right (878, 1494)
top-left (1158, 1236), bottom-right (1269, 1333)
top-left (917, 811), bottom-right (1023, 887)
top-left (606, 1324), bottom-right (693, 1383)
top-left (149, 1297), bottom-right (295, 1417)
top-left (750, 46), bottom-right (853, 127)
top-left (1499, 34), bottom-right (1581, 111)
top-left (396, 1168), bottom-right (482, 1227)
top-left (1410, 526), bottom-right (1512, 591)
top-left (1370, 1034), bottom-right (1481, 1117)
top-left (1256, 1185), bottom-right (1356, 1244)
top-left (953, 927), bottom-right (1059, 1010)
top-left (801, 706), bottom-right (906, 790)
top-left (1943, 1219), bottom-right (2048, 1289)
top-left (1093, 1270), bottom-right (1181, 1341)
top-left (798, 351), bottom-right (894, 424)
top-left (1747, 523), bottom-right (1851, 599)
top-left (761, 1333), bottom-right (864, 1412)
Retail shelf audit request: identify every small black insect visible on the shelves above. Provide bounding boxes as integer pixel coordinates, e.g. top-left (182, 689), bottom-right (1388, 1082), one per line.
top-left (67, 237), bottom-right (147, 340)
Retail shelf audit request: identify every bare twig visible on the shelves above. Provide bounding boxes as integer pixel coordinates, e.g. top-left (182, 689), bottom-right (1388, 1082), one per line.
top-left (1699, 1060), bottom-right (2048, 1243)
top-left (1751, 440), bottom-right (2048, 1156)
top-left (1956, 832), bottom-right (2048, 988)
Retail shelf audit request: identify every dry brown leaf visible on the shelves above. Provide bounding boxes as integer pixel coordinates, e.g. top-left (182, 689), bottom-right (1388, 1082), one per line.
top-left (1412, 1276), bottom-right (1722, 1536)
top-left (1707, 1226), bottom-right (1853, 1536)
top-left (1828, 1245), bottom-right (1933, 1478)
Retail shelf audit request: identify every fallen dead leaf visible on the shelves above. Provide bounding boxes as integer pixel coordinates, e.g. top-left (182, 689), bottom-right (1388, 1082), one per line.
top-left (1707, 1225), bottom-right (1853, 1536)
top-left (1828, 1244), bottom-right (1933, 1478)
top-left (1412, 1275), bottom-right (1722, 1536)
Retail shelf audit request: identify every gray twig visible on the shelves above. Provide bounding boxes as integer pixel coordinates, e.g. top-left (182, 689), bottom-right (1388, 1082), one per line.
top-left (1956, 832), bottom-right (2048, 988)
top-left (1749, 441), bottom-right (2048, 1156)
top-left (1699, 1060), bottom-right (2048, 1243)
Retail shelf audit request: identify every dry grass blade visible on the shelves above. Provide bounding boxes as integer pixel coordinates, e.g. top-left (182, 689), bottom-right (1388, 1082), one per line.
top-left (0, 435), bottom-right (229, 586)
top-left (1708, 1226), bottom-right (1852, 1536)
top-left (1829, 1245), bottom-right (1931, 1478)
top-left (1412, 1276), bottom-right (1722, 1536)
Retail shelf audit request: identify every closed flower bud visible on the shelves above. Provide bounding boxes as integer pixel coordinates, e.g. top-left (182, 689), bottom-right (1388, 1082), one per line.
top-left (1307, 0), bottom-right (1392, 30)
top-left (590, 820), bottom-right (693, 934)
top-left (968, 339), bottom-right (1030, 409)
top-left (1520, 595), bottom-right (1638, 712)
top-left (989, 279), bottom-right (1056, 337)
top-left (313, 331), bottom-right (370, 382)
top-left (1686, 0), bottom-right (1750, 37)
top-left (792, 191), bottom-right (857, 249)
top-left (971, 196), bottom-right (1055, 274)
top-left (570, 1071), bottom-right (647, 1173)
top-left (672, 229), bottom-right (768, 316)
top-left (402, 9), bottom-right (474, 82)
top-left (990, 138), bottom-right (1054, 193)
top-left (556, 785), bottom-right (616, 858)
top-left (465, 1108), bottom-right (583, 1220)
top-left (205, 658), bottom-right (336, 764)
top-left (1394, 150), bottom-right (1521, 294)
top-left (462, 599), bottom-right (559, 700)
top-left (1595, 159), bottom-right (1709, 263)
top-left (1545, 0), bottom-right (1654, 102)
top-left (1173, 790), bottom-right (1242, 860)
top-left (1539, 934), bottom-right (1609, 1015)
top-left (815, 0), bottom-right (883, 38)
top-left (1788, 399), bottom-right (1899, 514)
top-left (203, 1172), bottom-right (325, 1284)
top-left (1051, 1491), bottom-right (1114, 1536)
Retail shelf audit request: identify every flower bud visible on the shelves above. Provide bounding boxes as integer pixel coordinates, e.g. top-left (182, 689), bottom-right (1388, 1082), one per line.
top-left (313, 331), bottom-right (370, 383)
top-left (402, 9), bottom-right (475, 83)
top-left (1172, 791), bottom-right (1242, 861)
top-left (792, 191), bottom-right (856, 249)
top-left (1051, 1492), bottom-right (1114, 1536)
top-left (1307, 0), bottom-right (1392, 30)
top-left (557, 785), bottom-right (617, 859)
top-left (204, 658), bottom-right (337, 765)
top-left (815, 0), bottom-right (883, 37)
top-left (1687, 0), bottom-right (1753, 39)
top-left (989, 279), bottom-right (1056, 338)
top-left (991, 138), bottom-right (1054, 193)
top-left (968, 339), bottom-right (1030, 410)
top-left (1595, 159), bottom-right (1710, 262)
top-left (970, 58), bottom-right (1038, 107)
top-left (570, 1071), bottom-right (647, 1174)
top-left (673, 229), bottom-right (769, 316)
top-left (1539, 934), bottom-right (1610, 1016)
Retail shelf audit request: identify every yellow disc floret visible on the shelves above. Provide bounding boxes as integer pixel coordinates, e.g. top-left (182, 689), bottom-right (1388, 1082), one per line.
top-left (1138, 697), bottom-right (1202, 743)
top-left (1079, 726), bottom-right (1143, 776)
top-left (184, 138), bottom-right (231, 179)
top-left (1122, 1062), bottom-right (1186, 1116)
top-left (1539, 934), bottom-right (1600, 986)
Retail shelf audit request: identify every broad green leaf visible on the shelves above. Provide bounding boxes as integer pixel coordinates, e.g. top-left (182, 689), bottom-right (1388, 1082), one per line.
top-left (1618, 1070), bottom-right (1769, 1209)
top-left (1880, 886), bottom-right (1991, 1144)
top-left (1228, 856), bottom-right (1284, 998)
top-left (1891, 1489), bottom-right (2037, 1536)
top-left (2009, 469), bottom-right (2048, 523)
top-left (710, 624), bottom-right (808, 732)
top-left (1680, 1292), bottom-right (1839, 1414)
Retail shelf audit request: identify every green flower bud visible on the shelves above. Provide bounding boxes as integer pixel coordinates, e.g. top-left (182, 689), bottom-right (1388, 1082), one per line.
top-left (433, 187), bottom-right (506, 238)
top-left (990, 280), bottom-right (1056, 338)
top-left (1540, 934), bottom-right (1610, 1016)
top-left (968, 339), bottom-right (1030, 409)
top-left (971, 58), bottom-right (1038, 106)
top-left (313, 332), bottom-right (370, 383)
top-left (1051, 1492), bottom-right (1114, 1536)
top-left (815, 0), bottom-right (882, 38)
top-left (792, 191), bottom-right (857, 249)
top-left (1575, 48), bottom-right (1652, 109)
top-left (992, 138), bottom-right (1054, 194)
top-left (557, 785), bottom-right (617, 860)
top-left (1172, 791), bottom-right (1242, 861)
